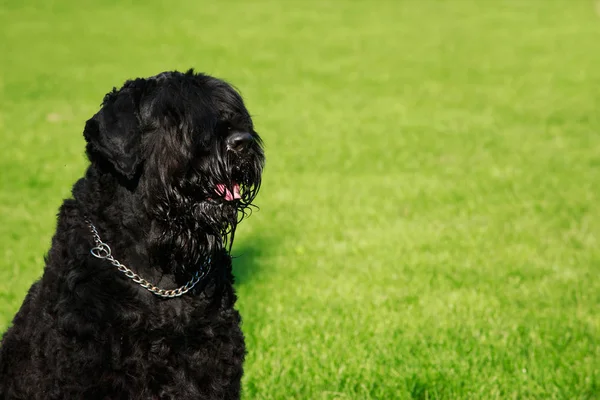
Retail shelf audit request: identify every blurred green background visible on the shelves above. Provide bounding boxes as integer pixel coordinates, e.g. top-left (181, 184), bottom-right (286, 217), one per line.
top-left (1, 1), bottom-right (599, 399)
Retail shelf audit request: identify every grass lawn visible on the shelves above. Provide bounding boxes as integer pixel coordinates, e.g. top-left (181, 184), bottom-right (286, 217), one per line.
top-left (1, 1), bottom-right (599, 398)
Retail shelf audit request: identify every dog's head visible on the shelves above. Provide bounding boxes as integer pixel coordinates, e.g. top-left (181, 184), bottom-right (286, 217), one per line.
top-left (83, 69), bottom-right (264, 271)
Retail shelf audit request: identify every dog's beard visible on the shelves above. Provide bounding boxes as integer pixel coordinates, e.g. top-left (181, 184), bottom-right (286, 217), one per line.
top-left (146, 144), bottom-right (263, 278)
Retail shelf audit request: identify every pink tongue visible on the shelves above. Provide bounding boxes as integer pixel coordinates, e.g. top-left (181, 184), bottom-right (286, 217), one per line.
top-left (216, 183), bottom-right (241, 201)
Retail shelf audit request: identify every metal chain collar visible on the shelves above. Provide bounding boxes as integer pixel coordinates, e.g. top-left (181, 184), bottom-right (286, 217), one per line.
top-left (84, 218), bottom-right (210, 298)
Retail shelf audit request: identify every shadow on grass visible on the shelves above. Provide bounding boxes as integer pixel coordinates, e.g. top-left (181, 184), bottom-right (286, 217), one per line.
top-left (231, 241), bottom-right (269, 286)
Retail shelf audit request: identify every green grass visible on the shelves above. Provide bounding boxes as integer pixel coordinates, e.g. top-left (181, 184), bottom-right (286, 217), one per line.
top-left (1, 0), bottom-right (599, 398)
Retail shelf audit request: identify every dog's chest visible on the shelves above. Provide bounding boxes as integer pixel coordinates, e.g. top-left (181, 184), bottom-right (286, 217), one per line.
top-left (108, 302), bottom-right (245, 398)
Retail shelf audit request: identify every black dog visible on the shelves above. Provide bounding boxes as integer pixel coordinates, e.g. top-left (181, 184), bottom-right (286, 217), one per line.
top-left (0, 69), bottom-right (264, 399)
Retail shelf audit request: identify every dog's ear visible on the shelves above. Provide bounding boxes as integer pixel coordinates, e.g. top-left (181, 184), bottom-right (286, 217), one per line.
top-left (84, 86), bottom-right (143, 180)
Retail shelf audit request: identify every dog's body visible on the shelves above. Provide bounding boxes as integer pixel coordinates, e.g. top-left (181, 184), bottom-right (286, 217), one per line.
top-left (0, 70), bottom-right (264, 400)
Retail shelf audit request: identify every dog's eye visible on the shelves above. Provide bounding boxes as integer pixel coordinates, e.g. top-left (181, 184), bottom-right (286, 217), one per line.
top-left (218, 122), bottom-right (233, 134)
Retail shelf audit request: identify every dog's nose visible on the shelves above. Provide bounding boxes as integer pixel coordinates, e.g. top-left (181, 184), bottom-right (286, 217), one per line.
top-left (227, 132), bottom-right (254, 151)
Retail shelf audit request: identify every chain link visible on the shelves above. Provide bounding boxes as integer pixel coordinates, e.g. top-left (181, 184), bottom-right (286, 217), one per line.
top-left (84, 218), bottom-right (210, 298)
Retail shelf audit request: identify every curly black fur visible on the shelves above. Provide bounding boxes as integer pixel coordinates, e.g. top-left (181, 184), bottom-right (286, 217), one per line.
top-left (0, 69), bottom-right (265, 400)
